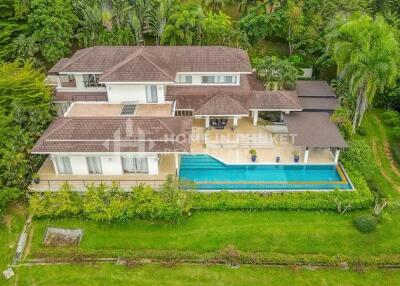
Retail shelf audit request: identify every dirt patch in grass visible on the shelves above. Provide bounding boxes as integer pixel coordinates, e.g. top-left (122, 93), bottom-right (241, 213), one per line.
top-left (384, 142), bottom-right (400, 177)
top-left (372, 140), bottom-right (400, 192)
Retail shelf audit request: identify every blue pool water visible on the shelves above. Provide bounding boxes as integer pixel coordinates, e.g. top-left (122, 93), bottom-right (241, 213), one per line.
top-left (179, 154), bottom-right (353, 191)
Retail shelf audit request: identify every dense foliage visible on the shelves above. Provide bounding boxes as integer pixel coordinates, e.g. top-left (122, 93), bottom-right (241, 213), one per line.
top-left (0, 61), bottom-right (53, 212)
top-left (29, 176), bottom-right (193, 222)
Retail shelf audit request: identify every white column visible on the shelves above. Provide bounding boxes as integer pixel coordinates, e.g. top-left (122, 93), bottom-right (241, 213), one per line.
top-left (174, 153), bottom-right (179, 175)
top-left (56, 76), bottom-right (61, 88)
top-left (233, 116), bottom-right (238, 127)
top-left (205, 116), bottom-right (210, 128)
top-left (253, 110), bottom-right (258, 126)
top-left (304, 147), bottom-right (309, 163)
top-left (334, 148), bottom-right (340, 164)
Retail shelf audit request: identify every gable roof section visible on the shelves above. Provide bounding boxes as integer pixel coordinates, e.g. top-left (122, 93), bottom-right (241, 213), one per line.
top-left (247, 91), bottom-right (302, 110)
top-left (31, 117), bottom-right (192, 153)
top-left (284, 112), bottom-right (347, 148)
top-left (194, 91), bottom-right (249, 116)
top-left (51, 46), bottom-right (253, 76)
top-left (99, 48), bottom-right (175, 82)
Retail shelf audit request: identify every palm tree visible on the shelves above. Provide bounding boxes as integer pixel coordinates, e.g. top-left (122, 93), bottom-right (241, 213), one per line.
top-left (148, 0), bottom-right (174, 45)
top-left (327, 14), bottom-right (399, 131)
top-left (202, 0), bottom-right (232, 12)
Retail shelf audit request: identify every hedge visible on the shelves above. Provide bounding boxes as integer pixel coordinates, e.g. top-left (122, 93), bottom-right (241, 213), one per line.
top-left (29, 170), bottom-right (373, 222)
top-left (190, 169), bottom-right (373, 211)
top-left (30, 247), bottom-right (400, 268)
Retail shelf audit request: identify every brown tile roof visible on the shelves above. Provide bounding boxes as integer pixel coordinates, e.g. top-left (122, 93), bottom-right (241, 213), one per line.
top-left (296, 81), bottom-right (336, 97)
top-left (54, 91), bottom-right (108, 102)
top-left (167, 87), bottom-right (302, 114)
top-left (284, 112), bottom-right (347, 148)
top-left (51, 46), bottom-right (253, 80)
top-left (31, 117), bottom-right (192, 153)
top-left (299, 97), bottom-right (339, 111)
top-left (194, 91), bottom-right (249, 115)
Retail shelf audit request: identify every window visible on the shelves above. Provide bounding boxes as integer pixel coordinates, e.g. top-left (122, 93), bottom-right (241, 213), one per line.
top-left (121, 157), bottom-right (149, 173)
top-left (146, 85), bottom-right (158, 103)
top-left (175, 109), bottom-right (193, 117)
top-left (177, 75), bottom-right (192, 84)
top-left (201, 76), bottom-right (216, 84)
top-left (120, 104), bottom-right (136, 116)
top-left (83, 74), bottom-right (103, 87)
top-left (201, 75), bottom-right (237, 84)
top-left (55, 157), bottom-right (72, 174)
top-left (86, 157), bottom-right (102, 174)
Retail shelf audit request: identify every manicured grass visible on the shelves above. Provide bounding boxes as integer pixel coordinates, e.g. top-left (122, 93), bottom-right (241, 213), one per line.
top-left (30, 210), bottom-right (400, 258)
top-left (0, 202), bottom-right (26, 270)
top-left (359, 110), bottom-right (400, 198)
top-left (12, 264), bottom-right (400, 286)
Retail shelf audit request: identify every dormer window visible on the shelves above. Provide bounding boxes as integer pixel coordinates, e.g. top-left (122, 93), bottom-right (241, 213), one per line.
top-left (83, 74), bottom-right (103, 87)
top-left (201, 75), bottom-right (238, 84)
top-left (177, 75), bottom-right (192, 84)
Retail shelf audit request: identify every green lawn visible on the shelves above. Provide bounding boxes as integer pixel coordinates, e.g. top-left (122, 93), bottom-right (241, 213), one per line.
top-left (12, 264), bottom-right (400, 286)
top-left (0, 203), bottom-right (26, 270)
top-left (360, 110), bottom-right (400, 198)
top-left (30, 210), bottom-right (400, 259)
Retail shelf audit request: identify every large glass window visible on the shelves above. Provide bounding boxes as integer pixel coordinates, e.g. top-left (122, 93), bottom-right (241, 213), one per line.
top-left (201, 75), bottom-right (237, 84)
top-left (86, 157), bottom-right (103, 174)
top-left (121, 157), bottom-right (149, 173)
top-left (177, 75), bottom-right (192, 84)
top-left (145, 85), bottom-right (158, 103)
top-left (83, 74), bottom-right (103, 87)
top-left (55, 157), bottom-right (72, 174)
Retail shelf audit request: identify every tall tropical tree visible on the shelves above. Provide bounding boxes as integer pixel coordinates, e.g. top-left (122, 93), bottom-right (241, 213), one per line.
top-left (327, 14), bottom-right (399, 131)
top-left (161, 4), bottom-right (204, 45)
top-left (147, 0), bottom-right (175, 45)
top-left (201, 0), bottom-right (232, 12)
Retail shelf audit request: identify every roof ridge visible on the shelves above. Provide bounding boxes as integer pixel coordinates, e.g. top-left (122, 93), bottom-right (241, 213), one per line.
top-left (218, 46), bottom-right (252, 72)
top-left (60, 47), bottom-right (97, 71)
top-left (140, 51), bottom-right (175, 81)
top-left (197, 90), bottom-right (247, 113)
top-left (99, 47), bottom-right (144, 80)
top-left (41, 118), bottom-right (73, 141)
top-left (156, 118), bottom-right (189, 150)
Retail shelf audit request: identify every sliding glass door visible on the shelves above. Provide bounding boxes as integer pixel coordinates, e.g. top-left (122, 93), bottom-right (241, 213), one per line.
top-left (86, 157), bottom-right (103, 174)
top-left (121, 157), bottom-right (149, 173)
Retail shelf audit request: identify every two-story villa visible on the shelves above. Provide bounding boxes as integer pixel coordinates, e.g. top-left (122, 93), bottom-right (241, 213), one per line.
top-left (31, 46), bottom-right (350, 191)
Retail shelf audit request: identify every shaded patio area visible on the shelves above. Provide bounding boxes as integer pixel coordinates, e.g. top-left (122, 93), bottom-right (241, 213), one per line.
top-left (191, 117), bottom-right (336, 164)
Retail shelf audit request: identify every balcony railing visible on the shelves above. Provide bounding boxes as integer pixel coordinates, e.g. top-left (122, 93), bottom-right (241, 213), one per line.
top-left (60, 80), bottom-right (77, 88)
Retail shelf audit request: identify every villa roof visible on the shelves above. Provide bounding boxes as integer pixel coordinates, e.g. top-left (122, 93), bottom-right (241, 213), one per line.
top-left (284, 112), bottom-right (347, 148)
top-left (296, 81), bottom-right (336, 97)
top-left (299, 97), bottom-right (339, 111)
top-left (167, 87), bottom-right (303, 114)
top-left (50, 46), bottom-right (253, 78)
top-left (31, 117), bottom-right (192, 153)
top-left (194, 91), bottom-right (249, 116)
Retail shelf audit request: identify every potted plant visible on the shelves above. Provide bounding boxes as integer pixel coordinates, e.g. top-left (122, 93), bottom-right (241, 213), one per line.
top-left (293, 150), bottom-right (300, 163)
top-left (249, 149), bottom-right (257, 162)
top-left (32, 173), bottom-right (40, 184)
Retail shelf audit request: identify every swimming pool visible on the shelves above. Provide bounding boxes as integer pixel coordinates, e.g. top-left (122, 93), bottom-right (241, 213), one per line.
top-left (179, 154), bottom-right (353, 191)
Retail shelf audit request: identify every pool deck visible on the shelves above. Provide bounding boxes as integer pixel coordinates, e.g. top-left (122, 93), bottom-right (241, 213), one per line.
top-left (191, 118), bottom-right (335, 164)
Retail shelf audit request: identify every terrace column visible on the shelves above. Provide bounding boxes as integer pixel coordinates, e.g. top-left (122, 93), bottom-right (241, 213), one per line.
top-left (233, 116), bottom-right (239, 127)
top-left (304, 147), bottom-right (309, 163)
top-left (56, 76), bottom-right (61, 88)
top-left (205, 116), bottom-right (210, 128)
top-left (252, 110), bottom-right (258, 126)
top-left (174, 153), bottom-right (180, 175)
top-left (334, 148), bottom-right (340, 164)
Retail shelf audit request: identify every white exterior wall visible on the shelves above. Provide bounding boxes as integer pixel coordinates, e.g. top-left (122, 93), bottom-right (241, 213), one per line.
top-left (53, 154), bottom-right (159, 175)
top-left (106, 84), bottom-right (165, 104)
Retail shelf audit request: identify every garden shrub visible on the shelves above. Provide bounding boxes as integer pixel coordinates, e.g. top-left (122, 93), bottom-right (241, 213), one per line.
top-left (382, 110), bottom-right (400, 126)
top-left (356, 126), bottom-right (367, 136)
top-left (0, 188), bottom-right (21, 216)
top-left (340, 140), bottom-right (375, 181)
top-left (353, 214), bottom-right (377, 233)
